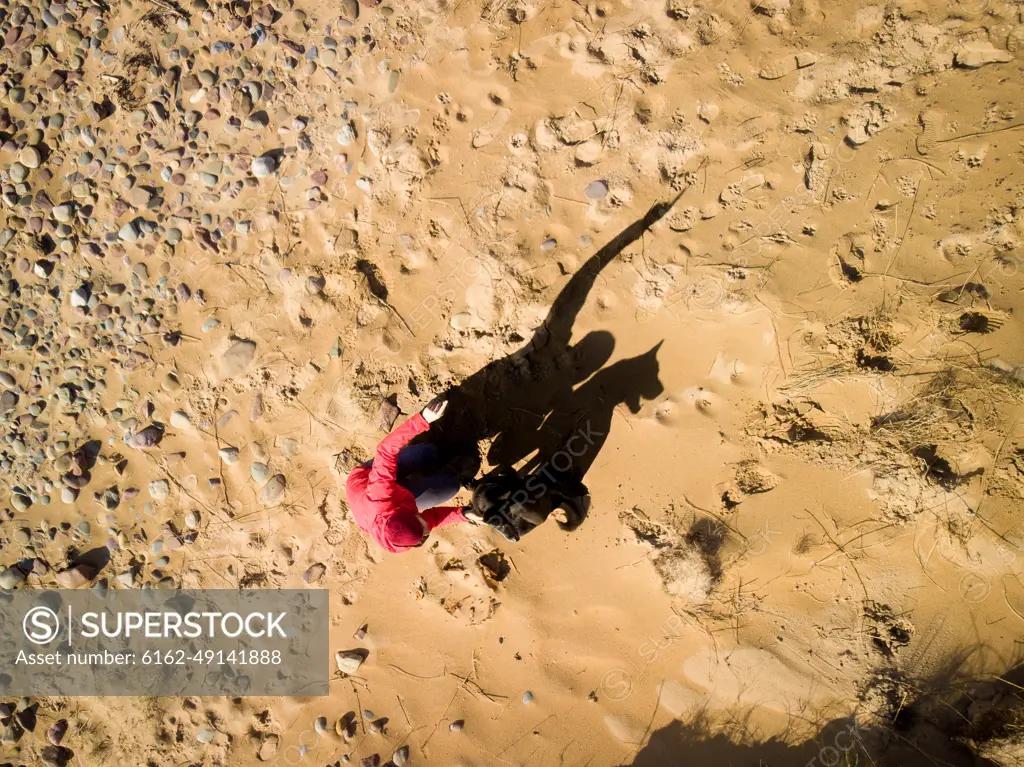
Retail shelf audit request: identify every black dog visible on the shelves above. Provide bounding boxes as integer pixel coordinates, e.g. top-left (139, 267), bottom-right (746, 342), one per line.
top-left (464, 467), bottom-right (590, 542)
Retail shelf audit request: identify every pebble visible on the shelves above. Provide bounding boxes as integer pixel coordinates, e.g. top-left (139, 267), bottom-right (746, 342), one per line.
top-left (196, 728), bottom-right (217, 743)
top-left (250, 462), bottom-right (269, 483)
top-left (46, 720), bottom-right (68, 746)
top-left (336, 650), bottom-right (366, 674)
top-left (19, 147), bottom-right (41, 169)
top-left (128, 424), bottom-right (164, 449)
top-left (150, 479), bottom-right (170, 500)
top-left (185, 510), bottom-right (201, 528)
top-left (523, 690), bottom-right (534, 704)
top-left (393, 745), bottom-right (409, 766)
top-left (252, 154), bottom-right (277, 178)
top-left (259, 474), bottom-right (286, 504)
top-left (314, 717), bottom-right (328, 736)
top-left (10, 163), bottom-right (28, 183)
top-left (584, 180), bottom-right (609, 199)
top-left (0, 566), bottom-right (26, 589)
top-left (218, 447), bottom-right (239, 464)
top-left (449, 720), bottom-right (464, 732)
top-left (336, 123), bottom-right (355, 146)
top-left (170, 410), bottom-right (191, 429)
top-left (12, 494), bottom-right (31, 512)
top-left (202, 317), bottom-right (221, 332)
top-left (55, 564), bottom-right (96, 589)
top-left (119, 221), bottom-right (140, 242)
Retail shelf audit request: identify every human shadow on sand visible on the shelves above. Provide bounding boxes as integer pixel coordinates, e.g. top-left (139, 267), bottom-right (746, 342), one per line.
top-left (429, 193), bottom-right (682, 534)
top-left (624, 648), bottom-right (1024, 767)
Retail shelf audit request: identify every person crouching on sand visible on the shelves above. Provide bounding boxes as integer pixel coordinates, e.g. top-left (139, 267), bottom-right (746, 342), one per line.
top-left (345, 396), bottom-right (471, 552)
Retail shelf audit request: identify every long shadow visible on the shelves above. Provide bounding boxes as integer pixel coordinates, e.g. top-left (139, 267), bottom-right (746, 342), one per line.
top-left (626, 651), bottom-right (1024, 767)
top-left (433, 194), bottom-right (682, 507)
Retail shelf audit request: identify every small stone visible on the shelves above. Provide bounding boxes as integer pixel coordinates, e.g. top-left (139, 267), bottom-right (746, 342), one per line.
top-left (128, 424), bottom-right (164, 449)
top-left (185, 510), bottom-right (201, 528)
top-left (450, 312), bottom-right (473, 331)
top-left (260, 474), bottom-right (286, 504)
top-left (584, 180), bottom-right (608, 199)
top-left (252, 154), bottom-right (277, 178)
top-left (202, 317), bottom-right (221, 333)
top-left (449, 720), bottom-right (464, 732)
top-left (336, 123), bottom-right (356, 146)
top-left (53, 204), bottom-right (74, 222)
top-left (46, 720), bottom-right (68, 746)
top-left (218, 447), bottom-right (239, 464)
top-left (523, 690), bottom-right (534, 704)
top-left (55, 564), bottom-right (96, 589)
top-left (392, 745), bottom-right (409, 766)
top-left (70, 287), bottom-right (89, 307)
top-left (362, 709), bottom-right (375, 720)
top-left (12, 494), bottom-right (31, 512)
top-left (314, 717), bottom-right (328, 736)
top-left (170, 410), bottom-right (191, 429)
top-left (359, 757), bottom-right (380, 767)
top-left (250, 462), bottom-right (269, 483)
top-left (336, 649), bottom-right (366, 674)
top-left (149, 479), bottom-right (170, 500)
top-left (0, 566), bottom-right (26, 589)
top-left (196, 728), bottom-right (216, 743)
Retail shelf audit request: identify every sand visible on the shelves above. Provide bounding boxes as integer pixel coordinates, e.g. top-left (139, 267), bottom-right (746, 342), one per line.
top-left (2, 0), bottom-right (1024, 764)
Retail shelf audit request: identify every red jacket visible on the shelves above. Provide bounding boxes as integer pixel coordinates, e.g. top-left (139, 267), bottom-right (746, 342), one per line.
top-left (345, 413), bottom-right (465, 552)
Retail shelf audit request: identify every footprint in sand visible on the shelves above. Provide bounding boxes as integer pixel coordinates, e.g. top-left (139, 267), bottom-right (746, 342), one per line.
top-left (658, 679), bottom-right (708, 716)
top-left (708, 353), bottom-right (750, 387)
top-left (916, 109), bottom-right (942, 156)
top-left (653, 395), bottom-right (683, 426)
top-left (682, 385), bottom-right (720, 416)
top-left (472, 107), bottom-right (512, 148)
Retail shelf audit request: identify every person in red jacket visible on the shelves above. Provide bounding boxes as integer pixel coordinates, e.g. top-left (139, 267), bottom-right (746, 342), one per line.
top-left (346, 397), bottom-right (471, 552)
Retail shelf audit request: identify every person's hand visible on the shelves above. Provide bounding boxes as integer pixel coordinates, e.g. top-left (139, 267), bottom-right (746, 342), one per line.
top-left (422, 395), bottom-right (447, 423)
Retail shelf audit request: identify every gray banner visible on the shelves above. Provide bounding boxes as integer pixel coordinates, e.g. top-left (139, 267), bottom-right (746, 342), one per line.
top-left (0, 589), bottom-right (329, 696)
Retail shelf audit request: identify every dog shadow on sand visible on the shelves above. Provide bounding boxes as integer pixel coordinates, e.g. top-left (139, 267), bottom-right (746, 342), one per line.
top-left (428, 193), bottom-right (682, 535)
